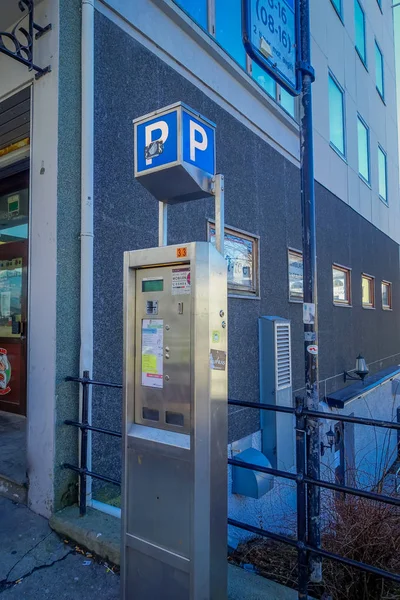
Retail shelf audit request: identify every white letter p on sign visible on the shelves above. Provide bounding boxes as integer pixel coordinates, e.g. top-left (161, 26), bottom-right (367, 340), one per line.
top-left (189, 120), bottom-right (208, 162)
top-left (145, 120), bottom-right (169, 165)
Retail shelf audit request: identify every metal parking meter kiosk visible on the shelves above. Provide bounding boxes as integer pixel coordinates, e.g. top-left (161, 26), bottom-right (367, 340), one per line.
top-left (121, 242), bottom-right (228, 600)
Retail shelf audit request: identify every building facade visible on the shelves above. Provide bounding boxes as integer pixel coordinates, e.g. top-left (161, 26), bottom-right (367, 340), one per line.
top-left (0, 0), bottom-right (399, 530)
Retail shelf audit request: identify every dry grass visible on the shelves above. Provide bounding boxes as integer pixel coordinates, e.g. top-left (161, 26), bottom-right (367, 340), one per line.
top-left (230, 495), bottom-right (400, 600)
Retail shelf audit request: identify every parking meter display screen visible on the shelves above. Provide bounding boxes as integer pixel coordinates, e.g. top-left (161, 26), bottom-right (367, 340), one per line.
top-left (142, 279), bottom-right (163, 292)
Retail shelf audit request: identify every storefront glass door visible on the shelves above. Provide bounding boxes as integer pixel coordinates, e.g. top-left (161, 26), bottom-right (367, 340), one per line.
top-left (0, 170), bottom-right (28, 415)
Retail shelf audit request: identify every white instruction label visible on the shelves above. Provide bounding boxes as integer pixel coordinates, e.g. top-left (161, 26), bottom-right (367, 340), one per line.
top-left (141, 319), bottom-right (163, 388)
top-left (172, 267), bottom-right (191, 295)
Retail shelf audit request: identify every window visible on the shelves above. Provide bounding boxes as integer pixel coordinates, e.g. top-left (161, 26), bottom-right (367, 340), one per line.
top-left (330, 0), bottom-right (343, 19)
top-left (382, 281), bottom-right (392, 310)
top-left (375, 42), bottom-right (384, 100)
top-left (362, 274), bottom-right (375, 308)
top-left (174, 0), bottom-right (208, 29)
top-left (173, 0), bottom-right (297, 119)
top-left (357, 116), bottom-right (370, 184)
top-left (378, 146), bottom-right (388, 203)
top-left (288, 250), bottom-right (303, 302)
top-left (215, 0), bottom-right (246, 69)
top-left (355, 0), bottom-right (367, 66)
top-left (333, 265), bottom-right (351, 305)
top-left (208, 221), bottom-right (259, 297)
top-left (329, 74), bottom-right (345, 157)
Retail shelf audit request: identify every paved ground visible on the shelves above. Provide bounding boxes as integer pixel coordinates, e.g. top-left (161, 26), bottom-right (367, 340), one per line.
top-left (0, 411), bottom-right (26, 485)
top-left (0, 496), bottom-right (302, 599)
top-left (0, 498), bottom-right (120, 599)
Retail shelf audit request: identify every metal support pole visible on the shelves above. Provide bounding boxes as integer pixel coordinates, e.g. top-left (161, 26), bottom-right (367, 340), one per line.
top-left (79, 370), bottom-right (90, 516)
top-left (214, 174), bottom-right (225, 256)
top-left (299, 0), bottom-right (321, 583)
top-left (296, 396), bottom-right (309, 599)
top-left (158, 202), bottom-right (168, 246)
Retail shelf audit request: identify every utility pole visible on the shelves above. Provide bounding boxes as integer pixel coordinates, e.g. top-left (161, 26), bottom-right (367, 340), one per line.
top-left (299, 0), bottom-right (321, 584)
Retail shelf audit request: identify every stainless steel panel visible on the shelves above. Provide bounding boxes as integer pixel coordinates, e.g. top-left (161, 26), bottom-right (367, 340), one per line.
top-left (127, 444), bottom-right (191, 557)
top-left (135, 265), bottom-right (191, 433)
top-left (126, 547), bottom-right (190, 600)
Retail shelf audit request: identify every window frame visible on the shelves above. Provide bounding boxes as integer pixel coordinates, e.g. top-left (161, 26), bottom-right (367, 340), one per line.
top-left (381, 280), bottom-right (392, 310)
top-left (288, 248), bottom-right (303, 303)
top-left (330, 0), bottom-right (344, 22)
top-left (357, 114), bottom-right (370, 185)
top-left (354, 0), bottom-right (367, 69)
top-left (171, 0), bottom-right (299, 120)
top-left (378, 144), bottom-right (388, 205)
top-left (375, 40), bottom-right (385, 102)
top-left (207, 219), bottom-right (260, 299)
top-left (328, 71), bottom-right (346, 159)
top-left (332, 264), bottom-right (352, 307)
top-left (361, 273), bottom-right (375, 309)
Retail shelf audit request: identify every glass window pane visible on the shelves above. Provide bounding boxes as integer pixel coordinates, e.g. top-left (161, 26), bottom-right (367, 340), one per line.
top-left (329, 75), bottom-right (345, 155)
top-left (215, 0), bottom-right (246, 69)
top-left (280, 88), bottom-right (295, 117)
top-left (357, 117), bottom-right (370, 182)
top-left (378, 146), bottom-right (388, 202)
top-left (209, 224), bottom-right (258, 295)
top-left (382, 282), bottom-right (391, 308)
top-left (174, 0), bottom-right (207, 29)
top-left (375, 43), bottom-right (384, 98)
top-left (355, 0), bottom-right (366, 64)
top-left (252, 62), bottom-right (277, 98)
top-left (333, 267), bottom-right (349, 303)
top-left (331, 0), bottom-right (342, 17)
top-left (362, 276), bottom-right (374, 306)
top-left (288, 251), bottom-right (303, 301)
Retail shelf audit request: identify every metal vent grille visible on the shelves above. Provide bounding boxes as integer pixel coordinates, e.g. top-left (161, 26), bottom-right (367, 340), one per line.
top-left (275, 322), bottom-right (292, 390)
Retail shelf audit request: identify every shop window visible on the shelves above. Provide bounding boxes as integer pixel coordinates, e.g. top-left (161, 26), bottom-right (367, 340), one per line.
top-left (355, 0), bottom-right (367, 67)
top-left (375, 41), bottom-right (384, 100)
top-left (357, 115), bottom-right (370, 184)
top-left (333, 265), bottom-right (351, 305)
top-left (382, 281), bottom-right (392, 310)
top-left (362, 274), bottom-right (375, 308)
top-left (378, 145), bottom-right (388, 204)
top-left (288, 249), bottom-right (303, 302)
top-left (208, 221), bottom-right (259, 297)
top-left (329, 73), bottom-right (345, 157)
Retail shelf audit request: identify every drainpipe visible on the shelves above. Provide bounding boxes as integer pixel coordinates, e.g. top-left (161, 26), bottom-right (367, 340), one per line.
top-left (80, 0), bottom-right (95, 506)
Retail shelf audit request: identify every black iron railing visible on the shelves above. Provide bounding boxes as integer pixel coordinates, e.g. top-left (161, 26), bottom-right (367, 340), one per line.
top-left (64, 375), bottom-right (400, 599)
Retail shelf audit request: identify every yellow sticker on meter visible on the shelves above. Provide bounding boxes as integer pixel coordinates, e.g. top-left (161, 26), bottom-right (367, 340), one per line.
top-left (142, 354), bottom-right (157, 374)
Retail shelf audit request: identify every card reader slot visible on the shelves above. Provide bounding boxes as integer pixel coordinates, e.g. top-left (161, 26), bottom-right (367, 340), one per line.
top-left (165, 411), bottom-right (184, 427)
top-left (142, 407), bottom-right (159, 422)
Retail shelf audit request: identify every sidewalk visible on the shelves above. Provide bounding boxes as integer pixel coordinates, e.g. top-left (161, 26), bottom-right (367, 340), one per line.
top-left (0, 497), bottom-right (302, 599)
top-left (0, 498), bottom-right (119, 599)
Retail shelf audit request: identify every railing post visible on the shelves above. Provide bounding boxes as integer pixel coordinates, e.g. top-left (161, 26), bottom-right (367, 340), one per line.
top-left (79, 370), bottom-right (90, 516)
top-left (296, 396), bottom-right (309, 599)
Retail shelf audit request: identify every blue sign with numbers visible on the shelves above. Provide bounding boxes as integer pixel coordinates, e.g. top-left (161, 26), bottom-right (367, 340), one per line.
top-left (134, 103), bottom-right (216, 203)
top-left (242, 0), bottom-right (301, 96)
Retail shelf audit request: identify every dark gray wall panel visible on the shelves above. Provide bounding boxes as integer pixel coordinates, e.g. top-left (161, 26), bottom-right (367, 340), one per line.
top-left (92, 10), bottom-right (400, 469)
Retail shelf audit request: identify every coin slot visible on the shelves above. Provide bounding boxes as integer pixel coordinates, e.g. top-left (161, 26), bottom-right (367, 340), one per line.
top-left (142, 407), bottom-right (159, 422)
top-left (165, 411), bottom-right (184, 427)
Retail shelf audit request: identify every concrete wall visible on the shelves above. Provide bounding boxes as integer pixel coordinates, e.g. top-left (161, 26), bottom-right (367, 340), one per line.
top-left (0, 0), bottom-right (82, 516)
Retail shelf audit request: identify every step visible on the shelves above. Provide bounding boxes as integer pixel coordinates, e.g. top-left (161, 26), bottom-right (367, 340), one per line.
top-left (0, 472), bottom-right (27, 504)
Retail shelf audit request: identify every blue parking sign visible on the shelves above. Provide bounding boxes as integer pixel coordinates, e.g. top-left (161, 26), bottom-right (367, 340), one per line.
top-left (134, 103), bottom-right (216, 203)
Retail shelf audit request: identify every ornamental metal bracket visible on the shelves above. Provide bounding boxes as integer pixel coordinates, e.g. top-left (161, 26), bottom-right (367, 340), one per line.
top-left (0, 0), bottom-right (51, 80)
